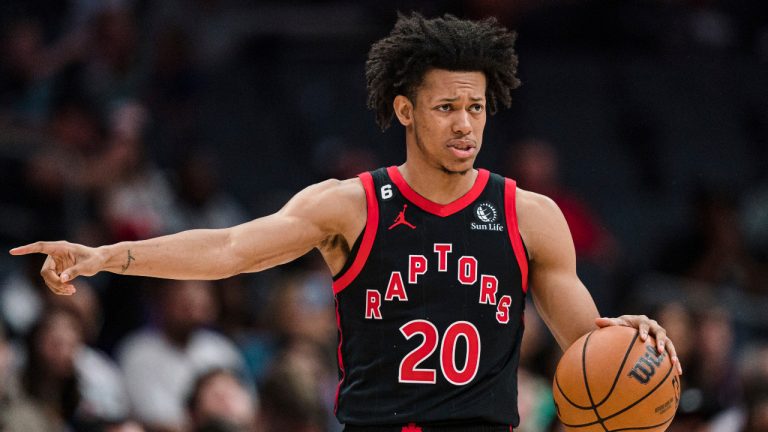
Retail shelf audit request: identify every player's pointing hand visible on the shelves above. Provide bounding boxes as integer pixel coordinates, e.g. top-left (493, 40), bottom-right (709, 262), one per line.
top-left (596, 315), bottom-right (683, 376)
top-left (9, 241), bottom-right (104, 296)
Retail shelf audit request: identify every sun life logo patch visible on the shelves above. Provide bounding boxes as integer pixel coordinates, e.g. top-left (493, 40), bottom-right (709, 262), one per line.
top-left (471, 203), bottom-right (504, 232)
top-left (475, 203), bottom-right (498, 223)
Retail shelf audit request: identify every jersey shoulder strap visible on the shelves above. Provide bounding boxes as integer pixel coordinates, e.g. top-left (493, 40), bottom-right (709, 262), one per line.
top-left (503, 177), bottom-right (529, 293)
top-left (332, 170), bottom-right (380, 294)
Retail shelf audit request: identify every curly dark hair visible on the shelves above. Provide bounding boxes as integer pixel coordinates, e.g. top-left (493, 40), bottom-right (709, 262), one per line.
top-left (366, 12), bottom-right (521, 131)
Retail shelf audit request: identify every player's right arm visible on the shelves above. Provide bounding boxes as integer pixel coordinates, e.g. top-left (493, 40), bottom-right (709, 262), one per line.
top-left (9, 178), bottom-right (366, 295)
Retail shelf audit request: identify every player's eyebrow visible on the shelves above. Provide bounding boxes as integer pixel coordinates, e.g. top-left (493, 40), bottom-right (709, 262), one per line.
top-left (436, 96), bottom-right (485, 102)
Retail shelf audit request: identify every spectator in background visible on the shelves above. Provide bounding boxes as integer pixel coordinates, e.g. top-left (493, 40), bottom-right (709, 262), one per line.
top-left (266, 270), bottom-right (339, 427)
top-left (656, 302), bottom-right (695, 380)
top-left (20, 96), bottom-right (171, 245)
top-left (506, 138), bottom-right (620, 313)
top-left (0, 256), bottom-right (131, 423)
top-left (657, 187), bottom-right (767, 295)
top-left (143, 23), bottom-right (204, 165)
top-left (19, 96), bottom-right (105, 240)
top-left (706, 343), bottom-right (768, 432)
top-left (0, 16), bottom-right (86, 125)
top-left (0, 319), bottom-right (50, 431)
top-left (117, 279), bottom-right (246, 432)
top-left (172, 149), bottom-right (248, 231)
top-left (17, 307), bottom-right (83, 431)
top-left (214, 275), bottom-right (260, 348)
top-left (186, 368), bottom-right (258, 432)
top-left (236, 268), bottom-right (337, 385)
top-left (46, 276), bottom-right (103, 344)
top-left (268, 271), bottom-right (336, 349)
top-left (674, 306), bottom-right (740, 428)
top-left (99, 100), bottom-right (183, 242)
top-left (18, 96), bottom-right (155, 247)
top-left (65, 288), bottom-right (132, 424)
top-left (223, 267), bottom-right (337, 429)
top-left (81, 6), bottom-right (144, 113)
top-left (20, 305), bottom-right (130, 430)
top-left (258, 339), bottom-right (329, 432)
top-left (0, 18), bottom-right (51, 124)
top-left (506, 138), bottom-right (617, 262)
top-left (0, 254), bottom-right (47, 339)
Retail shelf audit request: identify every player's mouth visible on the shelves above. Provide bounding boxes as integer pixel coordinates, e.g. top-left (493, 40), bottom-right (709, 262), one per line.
top-left (447, 139), bottom-right (477, 159)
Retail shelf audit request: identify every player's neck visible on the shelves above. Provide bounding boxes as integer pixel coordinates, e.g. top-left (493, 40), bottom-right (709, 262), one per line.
top-left (397, 161), bottom-right (478, 205)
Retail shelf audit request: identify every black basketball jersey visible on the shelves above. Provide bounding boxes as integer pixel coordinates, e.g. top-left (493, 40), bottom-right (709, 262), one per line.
top-left (332, 166), bottom-right (529, 426)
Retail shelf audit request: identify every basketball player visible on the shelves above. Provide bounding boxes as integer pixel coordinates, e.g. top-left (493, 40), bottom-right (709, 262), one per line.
top-left (10, 13), bottom-right (681, 431)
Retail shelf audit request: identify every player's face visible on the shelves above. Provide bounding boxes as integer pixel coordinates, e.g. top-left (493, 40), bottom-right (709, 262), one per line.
top-left (410, 69), bottom-right (487, 175)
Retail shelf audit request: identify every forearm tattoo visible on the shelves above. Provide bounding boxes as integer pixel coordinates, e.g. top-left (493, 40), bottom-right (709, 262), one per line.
top-left (121, 249), bottom-right (136, 273)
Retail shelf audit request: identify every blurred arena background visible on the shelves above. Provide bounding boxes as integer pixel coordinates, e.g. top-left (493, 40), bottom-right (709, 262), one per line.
top-left (0, 1), bottom-right (767, 431)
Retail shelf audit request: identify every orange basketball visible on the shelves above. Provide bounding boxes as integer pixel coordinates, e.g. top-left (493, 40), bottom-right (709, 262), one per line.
top-left (552, 326), bottom-right (681, 432)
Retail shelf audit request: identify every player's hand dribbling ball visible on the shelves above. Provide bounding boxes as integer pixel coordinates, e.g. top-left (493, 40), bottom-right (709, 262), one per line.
top-left (553, 326), bottom-right (681, 432)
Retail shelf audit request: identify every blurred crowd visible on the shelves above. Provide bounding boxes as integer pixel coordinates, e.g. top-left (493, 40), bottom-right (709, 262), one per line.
top-left (0, 1), bottom-right (767, 432)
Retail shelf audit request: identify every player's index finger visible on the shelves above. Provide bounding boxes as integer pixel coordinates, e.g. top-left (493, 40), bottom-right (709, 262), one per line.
top-left (9, 242), bottom-right (59, 256)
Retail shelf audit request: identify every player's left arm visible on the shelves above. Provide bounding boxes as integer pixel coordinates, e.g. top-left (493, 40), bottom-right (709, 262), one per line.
top-left (517, 189), bottom-right (682, 374)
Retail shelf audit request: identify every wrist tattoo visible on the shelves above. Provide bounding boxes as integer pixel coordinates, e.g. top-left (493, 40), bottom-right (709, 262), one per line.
top-left (121, 249), bottom-right (136, 273)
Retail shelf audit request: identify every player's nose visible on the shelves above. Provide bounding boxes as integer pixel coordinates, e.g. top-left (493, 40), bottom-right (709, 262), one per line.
top-left (451, 110), bottom-right (472, 135)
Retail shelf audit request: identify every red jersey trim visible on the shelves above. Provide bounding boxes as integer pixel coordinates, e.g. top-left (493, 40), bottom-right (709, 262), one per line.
top-left (504, 179), bottom-right (529, 294)
top-left (332, 172), bottom-right (379, 294)
top-left (333, 297), bottom-right (344, 415)
top-left (386, 166), bottom-right (490, 217)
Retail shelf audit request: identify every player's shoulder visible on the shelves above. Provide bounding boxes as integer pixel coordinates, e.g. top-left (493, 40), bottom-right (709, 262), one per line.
top-left (306, 176), bottom-right (366, 206)
top-left (292, 176), bottom-right (368, 245)
top-left (515, 187), bottom-right (561, 219)
top-left (285, 176), bottom-right (367, 228)
top-left (514, 187), bottom-right (574, 263)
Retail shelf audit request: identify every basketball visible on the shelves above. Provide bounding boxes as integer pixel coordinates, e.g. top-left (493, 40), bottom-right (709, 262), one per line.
top-left (552, 326), bottom-right (681, 432)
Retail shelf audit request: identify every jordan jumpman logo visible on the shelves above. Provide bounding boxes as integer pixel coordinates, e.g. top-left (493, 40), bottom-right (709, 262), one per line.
top-left (389, 204), bottom-right (416, 230)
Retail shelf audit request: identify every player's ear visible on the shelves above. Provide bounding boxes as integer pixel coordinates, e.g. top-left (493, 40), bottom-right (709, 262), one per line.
top-left (393, 95), bottom-right (413, 127)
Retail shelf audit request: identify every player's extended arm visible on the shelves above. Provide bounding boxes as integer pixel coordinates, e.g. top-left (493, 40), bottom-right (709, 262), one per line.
top-left (517, 189), bottom-right (600, 351)
top-left (9, 178), bottom-right (364, 295)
